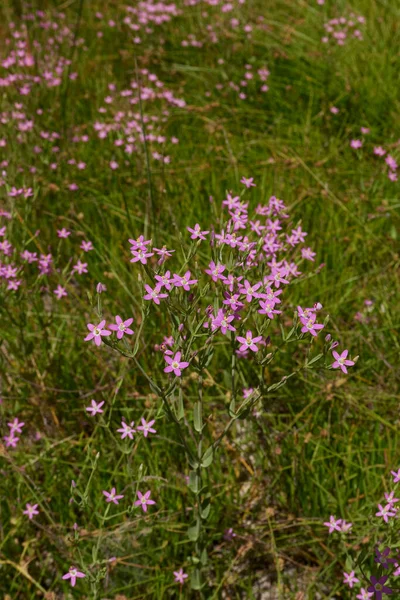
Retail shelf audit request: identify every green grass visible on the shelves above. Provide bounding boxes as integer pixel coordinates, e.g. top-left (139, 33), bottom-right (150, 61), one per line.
top-left (0, 0), bottom-right (400, 598)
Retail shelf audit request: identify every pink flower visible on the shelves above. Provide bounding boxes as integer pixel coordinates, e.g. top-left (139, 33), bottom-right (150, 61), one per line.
top-left (103, 487), bottom-right (124, 505)
top-left (57, 228), bottom-right (71, 238)
top-left (4, 434), bottom-right (19, 448)
top-left (130, 248), bottom-right (154, 264)
top-left (137, 418), bottom-right (157, 437)
top-left (86, 400), bottom-right (104, 415)
top-left (23, 503), bottom-right (39, 520)
top-left (80, 240), bottom-right (93, 252)
top-left (172, 271), bottom-right (198, 291)
top-left (350, 139), bottom-right (363, 149)
top-left (164, 352), bottom-right (189, 376)
top-left (240, 176), bottom-right (256, 188)
top-left (205, 261), bottom-right (226, 282)
top-left (323, 515), bottom-right (342, 533)
top-left (144, 284), bottom-right (168, 304)
top-left (332, 349), bottom-right (355, 374)
top-left (108, 316), bottom-right (134, 339)
top-left (300, 314), bottom-right (324, 337)
top-left (376, 503), bottom-right (396, 523)
top-left (240, 279), bottom-right (262, 302)
top-left (374, 146), bottom-right (386, 156)
top-left (54, 285), bottom-right (67, 299)
top-left (330, 106), bottom-right (339, 114)
top-left (391, 469), bottom-right (400, 483)
top-left (8, 418), bottom-right (25, 434)
top-left (173, 567), bottom-right (189, 584)
top-left (356, 588), bottom-right (374, 600)
top-left (62, 566), bottom-right (86, 587)
top-left (72, 260), bottom-right (88, 275)
top-left (134, 490), bottom-right (156, 512)
top-left (117, 421), bottom-right (136, 440)
top-left (236, 330), bottom-right (263, 353)
top-left (187, 224), bottom-right (209, 240)
top-left (84, 320), bottom-right (111, 346)
top-left (343, 571), bottom-right (359, 588)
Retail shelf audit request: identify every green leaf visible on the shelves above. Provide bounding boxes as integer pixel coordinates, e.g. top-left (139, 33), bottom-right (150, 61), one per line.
top-left (190, 568), bottom-right (202, 590)
top-left (200, 502), bottom-right (211, 520)
top-left (176, 391), bottom-right (184, 421)
top-left (201, 447), bottom-right (214, 468)
top-left (193, 401), bottom-right (203, 432)
top-left (188, 470), bottom-right (200, 494)
top-left (228, 398), bottom-right (236, 417)
top-left (187, 521), bottom-right (200, 542)
top-left (307, 353), bottom-right (323, 367)
top-left (200, 548), bottom-right (208, 566)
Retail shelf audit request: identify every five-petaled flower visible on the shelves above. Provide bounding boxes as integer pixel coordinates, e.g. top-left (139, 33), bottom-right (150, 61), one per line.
top-left (143, 284), bottom-right (168, 305)
top-left (173, 567), bottom-right (189, 584)
top-left (164, 352), bottom-right (189, 377)
top-left (62, 566), bottom-right (86, 587)
top-left (187, 224), bottom-right (209, 241)
top-left (109, 316), bottom-right (134, 339)
top-left (332, 349), bottom-right (355, 374)
top-left (103, 487), bottom-right (124, 505)
top-left (23, 503), bottom-right (39, 520)
top-left (236, 330), bottom-right (263, 352)
top-left (376, 503), bottom-right (396, 523)
top-left (117, 420), bottom-right (136, 440)
top-left (137, 418), bottom-right (157, 438)
top-left (84, 320), bottom-right (111, 346)
top-left (368, 575), bottom-right (392, 600)
top-left (323, 515), bottom-right (342, 534)
top-left (135, 490), bottom-right (156, 512)
top-left (343, 571), bottom-right (359, 588)
top-left (300, 313), bottom-right (324, 337)
top-left (86, 399), bottom-right (104, 415)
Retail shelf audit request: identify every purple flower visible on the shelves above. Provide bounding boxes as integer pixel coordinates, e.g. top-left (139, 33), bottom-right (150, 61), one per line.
top-left (375, 547), bottom-right (396, 569)
top-left (62, 566), bottom-right (86, 587)
top-left (135, 490), bottom-right (156, 512)
top-left (84, 320), bottom-right (111, 346)
top-left (164, 352), bottom-right (189, 377)
top-left (367, 575), bottom-right (392, 599)
top-left (108, 316), bottom-right (134, 339)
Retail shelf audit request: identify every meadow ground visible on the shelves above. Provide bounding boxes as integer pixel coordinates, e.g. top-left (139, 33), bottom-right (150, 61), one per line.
top-left (0, 0), bottom-right (399, 598)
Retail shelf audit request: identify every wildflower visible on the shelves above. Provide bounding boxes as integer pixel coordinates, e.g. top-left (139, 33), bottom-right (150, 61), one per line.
top-left (173, 567), bottom-right (189, 584)
top-left (367, 575), bottom-right (392, 599)
top-left (343, 571), bottom-right (359, 588)
top-left (130, 248), bottom-right (154, 264)
top-left (205, 260), bottom-right (226, 282)
top-left (54, 285), bottom-right (67, 299)
top-left (129, 236), bottom-right (152, 251)
top-left (375, 547), bottom-right (396, 569)
top-left (374, 146), bottom-right (386, 156)
top-left (172, 271), bottom-right (198, 291)
top-left (187, 224), bottom-right (209, 240)
top-left (300, 313), bottom-right (324, 337)
top-left (153, 246), bottom-right (175, 261)
top-left (137, 418), bottom-right (157, 437)
top-left (3, 435), bottom-right (19, 448)
top-left (391, 469), bottom-right (400, 483)
top-left (84, 320), bottom-right (111, 346)
top-left (85, 400), bottom-right (105, 415)
top-left (384, 491), bottom-right (399, 506)
top-left (23, 503), bottom-right (39, 520)
top-left (376, 503), bottom-right (396, 523)
top-left (258, 299), bottom-right (281, 319)
top-left (117, 421), bottom-right (136, 440)
top-left (301, 247), bottom-right (316, 261)
top-left (134, 490), bottom-right (156, 512)
top-left (240, 279), bottom-right (262, 302)
top-left (323, 515), bottom-right (342, 533)
top-left (361, 127), bottom-right (370, 134)
top-left (240, 176), bottom-right (256, 188)
top-left (103, 487), bottom-right (124, 505)
top-left (108, 316), bottom-right (134, 339)
top-left (57, 228), bottom-right (71, 238)
top-left (223, 528), bottom-right (237, 541)
top-left (96, 282), bottom-right (107, 293)
top-left (143, 284), bottom-right (168, 304)
top-left (80, 240), bottom-right (94, 252)
top-left (330, 106), bottom-right (339, 114)
top-left (350, 139), bottom-right (363, 149)
top-left (62, 566), bottom-right (86, 587)
top-left (72, 260), bottom-right (88, 275)
top-left (236, 330), bottom-right (263, 352)
top-left (164, 352), bottom-right (189, 377)
top-left (340, 520), bottom-right (353, 532)
top-left (8, 418), bottom-right (25, 434)
top-left (155, 271), bottom-right (173, 290)
top-left (266, 266), bottom-right (289, 288)
top-left (357, 589), bottom-right (373, 600)
top-left (332, 349), bottom-right (355, 374)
